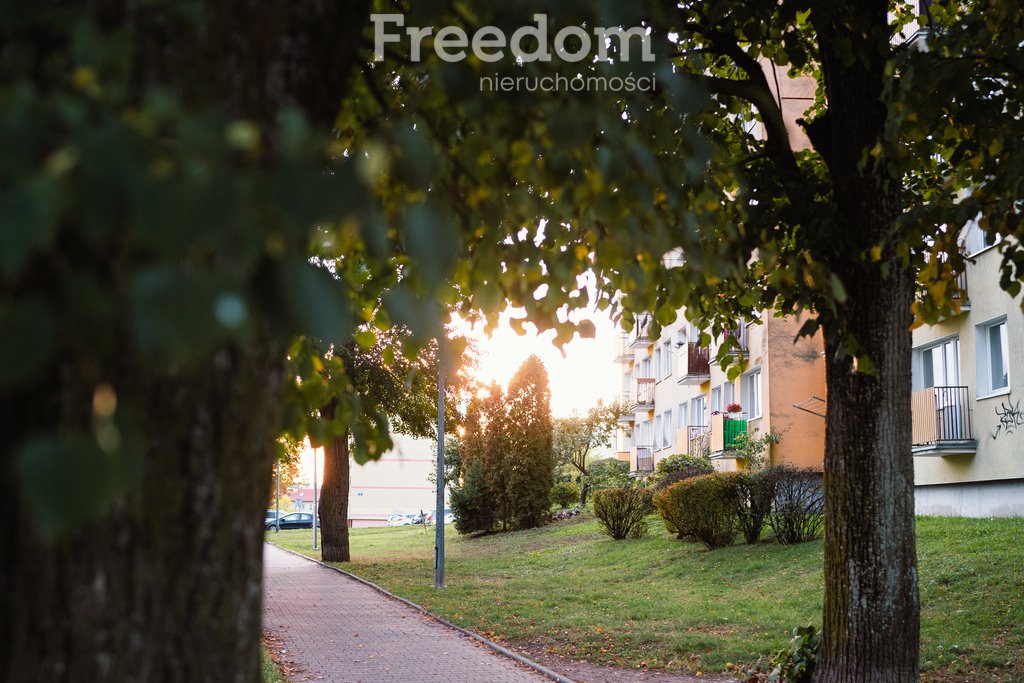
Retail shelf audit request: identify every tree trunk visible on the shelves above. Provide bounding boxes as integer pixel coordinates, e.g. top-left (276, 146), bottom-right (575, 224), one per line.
top-left (811, 5), bottom-right (920, 679)
top-left (2, 340), bottom-right (285, 683)
top-left (319, 419), bottom-right (351, 563)
top-left (579, 479), bottom-right (589, 507)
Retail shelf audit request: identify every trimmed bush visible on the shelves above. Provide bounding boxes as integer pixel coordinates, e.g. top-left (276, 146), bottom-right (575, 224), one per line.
top-left (653, 453), bottom-right (713, 482)
top-left (736, 468), bottom-right (778, 544)
top-left (551, 481), bottom-right (580, 509)
top-left (654, 473), bottom-right (741, 549)
top-left (652, 465), bottom-right (715, 492)
top-left (767, 466), bottom-right (824, 544)
top-left (592, 487), bottom-right (654, 540)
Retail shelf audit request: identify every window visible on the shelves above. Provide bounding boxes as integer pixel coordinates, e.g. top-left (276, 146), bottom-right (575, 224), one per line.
top-left (744, 369), bottom-right (763, 419)
top-left (977, 318), bottom-right (1009, 396)
top-left (691, 395), bottom-right (707, 426)
top-left (663, 410), bottom-right (673, 448)
top-left (723, 381), bottom-right (735, 409)
top-left (913, 337), bottom-right (960, 390)
top-left (677, 402), bottom-right (688, 428)
top-left (662, 340), bottom-right (673, 378)
top-left (654, 415), bottom-right (662, 448)
top-left (710, 385), bottom-right (722, 413)
top-left (640, 356), bottom-right (652, 379)
top-left (963, 216), bottom-right (1000, 256)
top-left (653, 347), bottom-right (662, 380)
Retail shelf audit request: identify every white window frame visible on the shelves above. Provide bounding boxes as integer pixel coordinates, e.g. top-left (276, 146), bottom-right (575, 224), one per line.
top-left (976, 317), bottom-right (1009, 398)
top-left (744, 368), bottom-right (763, 419)
top-left (710, 385), bottom-right (722, 413)
top-left (662, 340), bottom-right (673, 378)
top-left (691, 395), bottom-right (706, 426)
top-left (663, 409), bottom-right (673, 449)
top-left (677, 402), bottom-right (688, 428)
top-left (912, 335), bottom-right (960, 391)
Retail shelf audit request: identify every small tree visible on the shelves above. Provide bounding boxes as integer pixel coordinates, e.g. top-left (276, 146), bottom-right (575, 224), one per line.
top-left (552, 400), bottom-right (621, 506)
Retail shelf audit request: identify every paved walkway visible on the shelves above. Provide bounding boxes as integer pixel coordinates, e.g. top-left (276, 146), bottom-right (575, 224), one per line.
top-left (263, 544), bottom-right (556, 683)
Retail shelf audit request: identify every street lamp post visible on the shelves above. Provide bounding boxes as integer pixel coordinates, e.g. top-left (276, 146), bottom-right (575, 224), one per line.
top-left (434, 347), bottom-right (445, 588)
top-left (312, 446), bottom-right (318, 551)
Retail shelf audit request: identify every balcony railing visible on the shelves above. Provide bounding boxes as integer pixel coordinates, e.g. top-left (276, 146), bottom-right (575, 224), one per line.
top-left (710, 413), bottom-right (748, 454)
top-left (912, 386), bottom-right (976, 455)
top-left (677, 343), bottom-right (711, 385)
top-left (722, 324), bottom-right (747, 356)
top-left (614, 333), bottom-right (633, 363)
top-left (687, 425), bottom-right (709, 457)
top-left (628, 315), bottom-right (654, 349)
top-left (635, 446), bottom-right (654, 472)
top-left (631, 377), bottom-right (655, 410)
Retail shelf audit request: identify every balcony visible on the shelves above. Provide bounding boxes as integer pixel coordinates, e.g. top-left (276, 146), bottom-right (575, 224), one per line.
top-left (683, 425), bottom-right (709, 457)
top-left (614, 333), bottom-right (634, 363)
top-left (635, 446), bottom-right (654, 473)
top-left (630, 377), bottom-right (655, 411)
top-left (889, 1), bottom-right (934, 49)
top-left (912, 386), bottom-right (976, 456)
top-left (710, 413), bottom-right (748, 456)
top-left (721, 324), bottom-right (748, 356)
top-left (676, 343), bottom-right (711, 385)
top-left (627, 315), bottom-right (654, 349)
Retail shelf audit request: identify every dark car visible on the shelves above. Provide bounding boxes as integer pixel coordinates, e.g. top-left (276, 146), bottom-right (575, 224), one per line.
top-left (267, 512), bottom-right (315, 531)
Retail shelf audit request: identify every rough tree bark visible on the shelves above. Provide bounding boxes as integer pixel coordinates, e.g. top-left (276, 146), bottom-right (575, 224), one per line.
top-left (3, 340), bottom-right (285, 682)
top-left (1, 2), bottom-right (371, 681)
top-left (811, 2), bottom-right (920, 680)
top-left (318, 401), bottom-right (351, 563)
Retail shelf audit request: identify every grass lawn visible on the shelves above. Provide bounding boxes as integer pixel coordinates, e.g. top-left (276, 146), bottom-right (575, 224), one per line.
top-left (268, 516), bottom-right (1024, 681)
top-left (261, 643), bottom-right (287, 683)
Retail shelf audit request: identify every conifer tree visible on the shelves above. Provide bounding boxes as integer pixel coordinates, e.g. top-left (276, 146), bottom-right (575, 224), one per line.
top-left (507, 356), bottom-right (554, 529)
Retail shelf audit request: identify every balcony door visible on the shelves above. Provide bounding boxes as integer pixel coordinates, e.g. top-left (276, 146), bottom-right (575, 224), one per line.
top-left (919, 337), bottom-right (960, 389)
top-left (691, 395), bottom-right (707, 426)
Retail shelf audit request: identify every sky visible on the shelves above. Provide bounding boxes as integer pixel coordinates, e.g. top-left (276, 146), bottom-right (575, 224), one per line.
top-left (294, 303), bottom-right (623, 485)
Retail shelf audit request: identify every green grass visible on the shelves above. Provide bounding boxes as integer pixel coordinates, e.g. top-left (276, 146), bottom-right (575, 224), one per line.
top-left (261, 644), bottom-right (287, 683)
top-left (268, 516), bottom-right (1024, 681)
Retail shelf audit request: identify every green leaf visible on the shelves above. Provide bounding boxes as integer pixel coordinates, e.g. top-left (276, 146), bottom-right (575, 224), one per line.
top-left (0, 297), bottom-right (55, 389)
top-left (272, 257), bottom-right (353, 345)
top-left (15, 435), bottom-right (138, 540)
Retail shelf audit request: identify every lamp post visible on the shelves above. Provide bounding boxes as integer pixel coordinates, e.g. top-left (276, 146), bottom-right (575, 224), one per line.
top-left (434, 345), bottom-right (445, 588)
top-left (312, 446), bottom-right (318, 551)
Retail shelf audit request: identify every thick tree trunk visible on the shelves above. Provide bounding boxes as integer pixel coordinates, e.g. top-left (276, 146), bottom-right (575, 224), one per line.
top-left (2, 340), bottom-right (285, 683)
top-left (811, 5), bottom-right (920, 679)
top-left (815, 273), bottom-right (919, 682)
top-left (319, 417), bottom-right (351, 563)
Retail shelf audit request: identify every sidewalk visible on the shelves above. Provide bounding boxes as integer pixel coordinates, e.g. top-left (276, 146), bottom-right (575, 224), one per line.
top-left (262, 544), bottom-right (558, 683)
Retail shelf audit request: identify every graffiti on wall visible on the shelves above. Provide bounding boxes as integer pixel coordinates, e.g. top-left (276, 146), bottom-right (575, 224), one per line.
top-left (989, 399), bottom-right (1024, 440)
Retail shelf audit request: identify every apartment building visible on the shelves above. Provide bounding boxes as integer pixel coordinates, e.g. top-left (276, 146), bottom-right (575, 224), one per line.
top-left (910, 225), bottom-right (1024, 516)
top-left (615, 310), bottom-right (826, 474)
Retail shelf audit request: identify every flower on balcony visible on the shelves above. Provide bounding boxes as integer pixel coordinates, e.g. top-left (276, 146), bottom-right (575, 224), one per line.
top-left (726, 403), bottom-right (743, 414)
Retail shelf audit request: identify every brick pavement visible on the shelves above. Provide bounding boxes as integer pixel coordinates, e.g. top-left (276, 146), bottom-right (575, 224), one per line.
top-left (263, 544), bottom-right (557, 683)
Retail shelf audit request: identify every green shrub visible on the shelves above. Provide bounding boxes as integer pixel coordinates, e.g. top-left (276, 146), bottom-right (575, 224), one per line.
top-left (592, 487), bottom-right (654, 540)
top-left (652, 465), bottom-right (714, 492)
top-left (653, 453), bottom-right (713, 481)
top-left (550, 481), bottom-right (580, 509)
top-left (450, 459), bottom-right (493, 534)
top-left (767, 466), bottom-right (824, 544)
top-left (736, 468), bottom-right (778, 544)
top-left (588, 457), bottom-right (633, 492)
top-left (654, 473), bottom-right (741, 549)
top-left (742, 625), bottom-right (821, 683)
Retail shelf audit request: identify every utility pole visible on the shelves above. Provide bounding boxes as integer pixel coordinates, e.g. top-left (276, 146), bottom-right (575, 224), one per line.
top-left (434, 345), bottom-right (445, 588)
top-left (312, 446), bottom-right (318, 551)
top-left (275, 460), bottom-right (280, 524)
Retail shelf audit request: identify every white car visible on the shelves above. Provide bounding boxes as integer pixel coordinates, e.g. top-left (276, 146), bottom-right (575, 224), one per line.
top-left (386, 514), bottom-right (416, 526)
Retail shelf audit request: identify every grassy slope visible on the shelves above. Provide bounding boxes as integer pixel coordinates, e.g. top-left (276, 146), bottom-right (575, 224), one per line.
top-left (269, 516), bottom-right (1023, 680)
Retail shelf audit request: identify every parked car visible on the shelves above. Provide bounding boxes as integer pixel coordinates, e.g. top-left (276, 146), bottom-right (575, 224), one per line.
top-left (424, 508), bottom-right (454, 525)
top-left (265, 509), bottom-right (281, 525)
top-left (267, 512), bottom-right (315, 531)
top-left (386, 514), bottom-right (417, 526)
